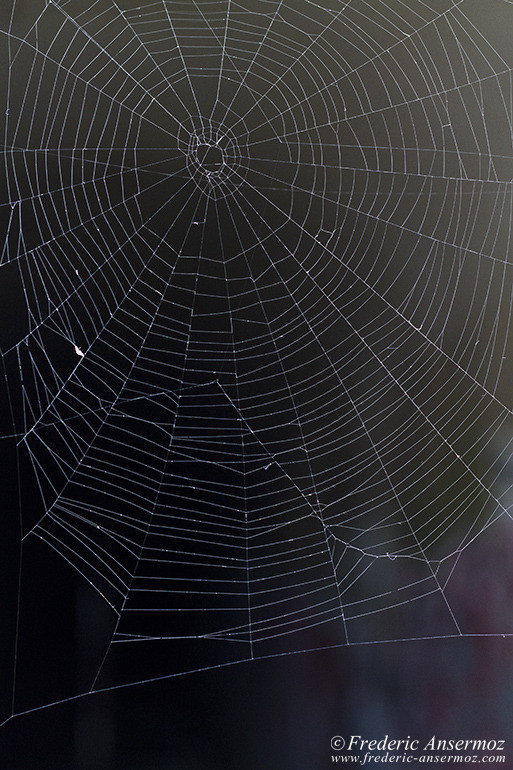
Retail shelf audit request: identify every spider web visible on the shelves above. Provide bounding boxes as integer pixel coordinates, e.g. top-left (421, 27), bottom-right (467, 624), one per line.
top-left (2, 0), bottom-right (513, 720)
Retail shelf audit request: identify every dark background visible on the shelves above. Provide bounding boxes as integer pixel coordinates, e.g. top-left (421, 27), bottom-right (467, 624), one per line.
top-left (2, 0), bottom-right (513, 767)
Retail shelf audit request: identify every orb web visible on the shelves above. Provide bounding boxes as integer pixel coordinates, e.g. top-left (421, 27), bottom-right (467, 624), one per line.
top-left (2, 0), bottom-right (513, 719)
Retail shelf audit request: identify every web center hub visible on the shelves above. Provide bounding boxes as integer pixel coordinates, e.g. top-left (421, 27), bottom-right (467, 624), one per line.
top-left (196, 143), bottom-right (224, 173)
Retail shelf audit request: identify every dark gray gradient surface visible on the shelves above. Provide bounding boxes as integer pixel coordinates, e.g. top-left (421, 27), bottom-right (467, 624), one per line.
top-left (1, 0), bottom-right (513, 767)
